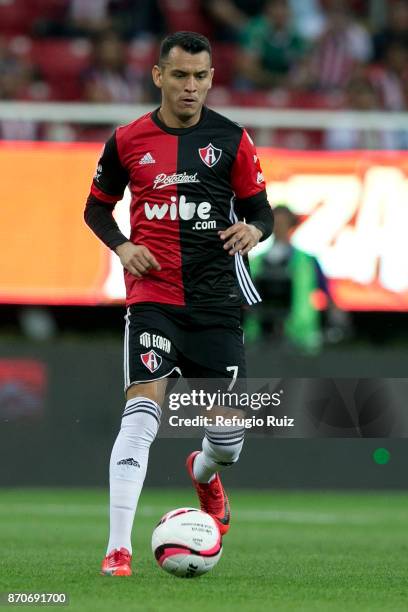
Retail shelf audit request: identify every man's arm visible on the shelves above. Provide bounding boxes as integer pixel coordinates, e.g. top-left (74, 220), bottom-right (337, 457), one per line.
top-left (219, 129), bottom-right (274, 255)
top-left (84, 131), bottom-right (161, 277)
top-left (84, 131), bottom-right (130, 249)
top-left (219, 190), bottom-right (274, 256)
top-left (84, 196), bottom-right (129, 251)
top-left (236, 190), bottom-right (274, 241)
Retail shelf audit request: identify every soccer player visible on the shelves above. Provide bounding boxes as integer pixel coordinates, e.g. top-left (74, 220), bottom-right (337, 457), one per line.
top-left (84, 31), bottom-right (273, 576)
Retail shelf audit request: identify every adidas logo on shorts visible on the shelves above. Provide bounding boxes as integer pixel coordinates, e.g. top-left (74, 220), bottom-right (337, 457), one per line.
top-left (139, 152), bottom-right (156, 165)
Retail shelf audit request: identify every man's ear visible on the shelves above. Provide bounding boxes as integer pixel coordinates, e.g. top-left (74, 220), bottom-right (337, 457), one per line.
top-left (152, 65), bottom-right (162, 88)
top-left (209, 67), bottom-right (214, 89)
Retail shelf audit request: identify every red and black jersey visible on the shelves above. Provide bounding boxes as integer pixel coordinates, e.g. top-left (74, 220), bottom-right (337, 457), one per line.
top-left (86, 106), bottom-right (272, 308)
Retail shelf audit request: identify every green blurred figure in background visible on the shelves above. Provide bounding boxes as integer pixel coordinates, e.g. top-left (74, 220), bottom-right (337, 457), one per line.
top-left (247, 205), bottom-right (350, 353)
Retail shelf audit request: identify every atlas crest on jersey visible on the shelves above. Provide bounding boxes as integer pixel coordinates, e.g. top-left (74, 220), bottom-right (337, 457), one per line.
top-left (199, 143), bottom-right (222, 168)
top-left (140, 350), bottom-right (162, 373)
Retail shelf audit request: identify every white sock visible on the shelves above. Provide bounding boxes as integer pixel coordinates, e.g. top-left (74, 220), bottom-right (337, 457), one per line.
top-left (193, 425), bottom-right (245, 483)
top-left (107, 397), bottom-right (161, 555)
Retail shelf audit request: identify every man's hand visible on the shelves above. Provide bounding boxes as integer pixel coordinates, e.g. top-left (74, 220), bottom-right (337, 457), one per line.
top-left (115, 241), bottom-right (161, 278)
top-left (218, 222), bottom-right (263, 256)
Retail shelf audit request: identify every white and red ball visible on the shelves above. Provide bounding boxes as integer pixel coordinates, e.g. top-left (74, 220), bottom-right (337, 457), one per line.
top-left (152, 507), bottom-right (222, 578)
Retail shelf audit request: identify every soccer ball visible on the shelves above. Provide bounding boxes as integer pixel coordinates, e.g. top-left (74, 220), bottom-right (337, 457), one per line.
top-left (152, 507), bottom-right (222, 578)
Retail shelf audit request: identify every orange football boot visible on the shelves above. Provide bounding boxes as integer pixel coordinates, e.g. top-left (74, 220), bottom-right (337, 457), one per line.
top-left (186, 451), bottom-right (231, 535)
top-left (101, 547), bottom-right (132, 576)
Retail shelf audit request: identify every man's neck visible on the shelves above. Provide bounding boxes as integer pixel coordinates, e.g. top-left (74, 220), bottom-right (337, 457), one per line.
top-left (157, 106), bottom-right (202, 129)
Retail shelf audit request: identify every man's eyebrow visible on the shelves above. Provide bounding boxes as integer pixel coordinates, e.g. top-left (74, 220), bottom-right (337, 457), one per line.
top-left (170, 69), bottom-right (209, 75)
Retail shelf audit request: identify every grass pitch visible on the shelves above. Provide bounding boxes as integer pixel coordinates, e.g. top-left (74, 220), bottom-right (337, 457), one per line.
top-left (0, 488), bottom-right (407, 611)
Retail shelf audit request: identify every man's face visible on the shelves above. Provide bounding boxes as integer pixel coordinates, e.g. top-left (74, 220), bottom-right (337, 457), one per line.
top-left (152, 46), bottom-right (214, 123)
top-left (266, 0), bottom-right (290, 30)
top-left (274, 210), bottom-right (293, 242)
top-left (96, 37), bottom-right (125, 70)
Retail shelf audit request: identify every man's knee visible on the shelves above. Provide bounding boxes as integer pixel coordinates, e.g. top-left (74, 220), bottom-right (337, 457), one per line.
top-left (126, 379), bottom-right (167, 406)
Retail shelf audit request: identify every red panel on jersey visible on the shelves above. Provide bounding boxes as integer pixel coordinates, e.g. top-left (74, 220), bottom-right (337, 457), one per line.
top-left (90, 183), bottom-right (120, 205)
top-left (116, 115), bottom-right (184, 306)
top-left (230, 130), bottom-right (266, 199)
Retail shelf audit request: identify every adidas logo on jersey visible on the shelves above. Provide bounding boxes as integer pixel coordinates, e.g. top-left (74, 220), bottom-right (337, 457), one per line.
top-left (139, 152), bottom-right (156, 165)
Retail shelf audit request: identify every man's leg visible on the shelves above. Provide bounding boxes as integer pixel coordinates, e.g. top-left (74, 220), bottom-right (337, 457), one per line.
top-left (102, 380), bottom-right (166, 576)
top-left (193, 419), bottom-right (245, 483)
top-left (182, 317), bottom-right (247, 536)
top-left (186, 405), bottom-right (245, 536)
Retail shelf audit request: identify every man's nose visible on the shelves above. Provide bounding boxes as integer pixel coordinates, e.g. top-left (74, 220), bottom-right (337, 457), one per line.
top-left (184, 76), bottom-right (197, 92)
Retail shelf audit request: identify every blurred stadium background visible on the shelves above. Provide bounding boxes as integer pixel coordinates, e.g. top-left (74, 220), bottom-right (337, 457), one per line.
top-left (2, 1), bottom-right (408, 609)
top-left (2, 0), bottom-right (408, 492)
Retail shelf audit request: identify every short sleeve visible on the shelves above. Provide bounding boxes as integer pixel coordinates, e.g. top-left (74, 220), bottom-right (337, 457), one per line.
top-left (90, 131), bottom-right (129, 204)
top-left (231, 129), bottom-right (266, 200)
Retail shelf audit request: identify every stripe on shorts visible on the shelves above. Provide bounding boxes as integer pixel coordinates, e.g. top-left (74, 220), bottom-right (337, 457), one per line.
top-left (123, 307), bottom-right (130, 389)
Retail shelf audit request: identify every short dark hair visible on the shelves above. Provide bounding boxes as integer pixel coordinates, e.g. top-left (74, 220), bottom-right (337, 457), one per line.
top-left (273, 205), bottom-right (298, 228)
top-left (159, 31), bottom-right (212, 64)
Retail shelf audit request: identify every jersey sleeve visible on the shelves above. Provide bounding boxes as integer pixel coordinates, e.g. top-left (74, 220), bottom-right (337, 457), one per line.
top-left (84, 130), bottom-right (130, 251)
top-left (90, 130), bottom-right (129, 205)
top-left (231, 129), bottom-right (266, 200)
